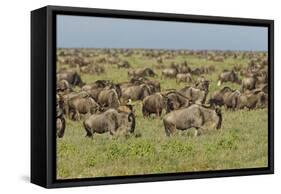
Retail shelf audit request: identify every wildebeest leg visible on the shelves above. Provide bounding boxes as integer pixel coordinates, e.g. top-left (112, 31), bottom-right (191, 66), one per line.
top-left (165, 123), bottom-right (176, 136)
top-left (64, 105), bottom-right (69, 118)
top-left (110, 129), bottom-right (118, 136)
top-left (70, 111), bottom-right (75, 120)
top-left (193, 111), bottom-right (204, 137)
top-left (232, 97), bottom-right (238, 111)
top-left (86, 132), bottom-right (94, 139)
top-left (194, 128), bottom-right (198, 137)
top-left (57, 117), bottom-right (66, 138)
top-left (156, 109), bottom-right (161, 118)
top-left (163, 120), bottom-right (174, 136)
top-left (194, 127), bottom-right (203, 137)
top-left (224, 105), bottom-right (230, 111)
top-left (68, 108), bottom-right (74, 119)
top-left (158, 109), bottom-right (162, 118)
top-left (83, 121), bottom-right (93, 138)
top-left (75, 110), bottom-right (80, 120)
top-left (142, 109), bottom-right (148, 118)
top-left (109, 122), bottom-right (118, 136)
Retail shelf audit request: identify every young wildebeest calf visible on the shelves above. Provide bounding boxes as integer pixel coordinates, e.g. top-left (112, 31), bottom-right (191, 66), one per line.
top-left (163, 104), bottom-right (222, 136)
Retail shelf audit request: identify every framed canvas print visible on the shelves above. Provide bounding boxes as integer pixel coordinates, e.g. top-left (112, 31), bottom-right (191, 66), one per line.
top-left (31, 5), bottom-right (274, 188)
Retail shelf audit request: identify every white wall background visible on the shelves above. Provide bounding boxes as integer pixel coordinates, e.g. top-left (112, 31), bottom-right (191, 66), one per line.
top-left (0, 0), bottom-right (279, 193)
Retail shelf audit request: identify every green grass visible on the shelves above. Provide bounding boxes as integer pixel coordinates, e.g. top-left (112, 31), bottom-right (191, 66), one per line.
top-left (57, 50), bottom-right (268, 179)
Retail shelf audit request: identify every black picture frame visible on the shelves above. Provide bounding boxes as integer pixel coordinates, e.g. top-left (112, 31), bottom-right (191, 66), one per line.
top-left (31, 5), bottom-right (274, 188)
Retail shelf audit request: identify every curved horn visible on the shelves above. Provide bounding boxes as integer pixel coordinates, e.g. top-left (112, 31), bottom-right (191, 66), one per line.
top-left (162, 90), bottom-right (191, 101)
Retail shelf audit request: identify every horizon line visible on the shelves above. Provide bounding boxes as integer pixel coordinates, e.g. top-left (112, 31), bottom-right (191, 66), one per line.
top-left (57, 47), bottom-right (268, 52)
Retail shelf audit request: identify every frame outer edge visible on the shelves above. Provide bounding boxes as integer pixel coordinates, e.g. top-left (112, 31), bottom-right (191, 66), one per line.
top-left (40, 5), bottom-right (274, 188)
top-left (46, 6), bottom-right (56, 188)
top-left (31, 6), bottom-right (48, 188)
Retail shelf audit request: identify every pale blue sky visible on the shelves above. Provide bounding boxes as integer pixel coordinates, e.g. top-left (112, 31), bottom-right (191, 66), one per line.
top-left (57, 15), bottom-right (268, 51)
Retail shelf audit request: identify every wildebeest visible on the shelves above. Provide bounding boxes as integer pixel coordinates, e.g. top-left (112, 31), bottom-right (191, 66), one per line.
top-left (145, 80), bottom-right (161, 93)
top-left (117, 61), bottom-right (131, 69)
top-left (57, 79), bottom-right (72, 94)
top-left (64, 93), bottom-right (100, 120)
top-left (164, 91), bottom-right (191, 113)
top-left (176, 73), bottom-right (192, 83)
top-left (191, 67), bottom-right (204, 76)
top-left (194, 78), bottom-right (209, 92)
top-left (196, 76), bottom-right (207, 84)
top-left (202, 65), bottom-right (216, 74)
top-left (222, 90), bottom-right (241, 110)
top-left (83, 109), bottom-right (136, 137)
top-left (80, 64), bottom-right (105, 75)
top-left (128, 67), bottom-right (156, 77)
top-left (237, 90), bottom-right (267, 110)
top-left (163, 104), bottom-right (222, 136)
top-left (121, 84), bottom-right (151, 101)
top-left (57, 69), bottom-right (84, 87)
top-left (179, 86), bottom-right (208, 104)
top-left (256, 83), bottom-right (268, 94)
top-left (83, 80), bottom-right (122, 102)
top-left (142, 93), bottom-right (167, 117)
top-left (161, 67), bottom-right (178, 78)
top-left (209, 55), bottom-right (224, 62)
top-left (208, 87), bottom-right (235, 107)
top-left (217, 70), bottom-right (241, 86)
top-left (126, 77), bottom-right (161, 93)
top-left (256, 72), bottom-right (268, 87)
top-left (97, 88), bottom-right (120, 109)
top-left (242, 76), bottom-right (257, 92)
top-left (178, 62), bottom-right (191, 73)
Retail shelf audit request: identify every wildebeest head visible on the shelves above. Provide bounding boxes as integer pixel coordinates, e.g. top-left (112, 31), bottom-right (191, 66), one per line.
top-left (208, 86), bottom-right (233, 108)
top-left (195, 80), bottom-right (209, 92)
top-left (109, 83), bottom-right (122, 98)
top-left (164, 91), bottom-right (190, 112)
top-left (94, 80), bottom-right (110, 88)
top-left (144, 68), bottom-right (157, 77)
top-left (166, 97), bottom-right (178, 113)
top-left (57, 79), bottom-right (71, 93)
top-left (72, 72), bottom-right (85, 87)
top-left (140, 84), bottom-right (151, 100)
top-left (230, 70), bottom-right (241, 84)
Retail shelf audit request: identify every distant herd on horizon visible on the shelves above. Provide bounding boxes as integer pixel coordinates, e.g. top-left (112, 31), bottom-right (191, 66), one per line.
top-left (56, 49), bottom-right (268, 138)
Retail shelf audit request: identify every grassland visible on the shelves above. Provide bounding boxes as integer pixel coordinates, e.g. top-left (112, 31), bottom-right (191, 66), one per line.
top-left (57, 50), bottom-right (268, 179)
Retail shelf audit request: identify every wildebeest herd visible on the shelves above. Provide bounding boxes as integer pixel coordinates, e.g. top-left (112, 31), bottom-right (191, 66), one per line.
top-left (56, 48), bottom-right (268, 178)
top-left (56, 49), bottom-right (268, 138)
